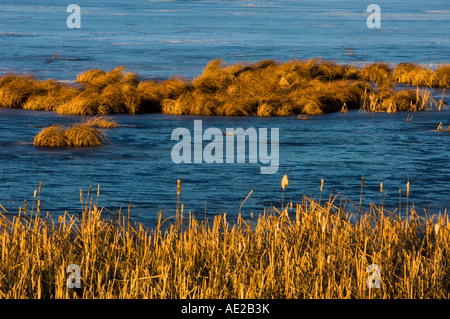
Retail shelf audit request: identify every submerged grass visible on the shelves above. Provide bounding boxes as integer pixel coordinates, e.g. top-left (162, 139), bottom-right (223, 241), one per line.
top-left (0, 184), bottom-right (449, 299)
top-left (1, 59), bottom-right (448, 117)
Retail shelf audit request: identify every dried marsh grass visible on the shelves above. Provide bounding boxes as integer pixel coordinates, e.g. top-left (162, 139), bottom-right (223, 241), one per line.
top-left (82, 116), bottom-right (119, 128)
top-left (1, 186), bottom-right (449, 299)
top-left (359, 62), bottom-right (392, 85)
top-left (434, 64), bottom-right (450, 88)
top-left (64, 124), bottom-right (105, 147)
top-left (34, 122), bottom-right (109, 148)
top-left (1, 59), bottom-right (448, 117)
top-left (33, 125), bottom-right (68, 147)
top-left (0, 75), bottom-right (61, 109)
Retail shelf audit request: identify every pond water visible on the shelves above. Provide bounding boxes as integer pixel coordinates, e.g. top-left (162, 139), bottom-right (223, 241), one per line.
top-left (1, 107), bottom-right (449, 228)
top-left (0, 0), bottom-right (449, 228)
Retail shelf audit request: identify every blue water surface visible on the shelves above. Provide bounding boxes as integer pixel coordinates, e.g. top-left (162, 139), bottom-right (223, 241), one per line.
top-left (0, 0), bottom-right (449, 228)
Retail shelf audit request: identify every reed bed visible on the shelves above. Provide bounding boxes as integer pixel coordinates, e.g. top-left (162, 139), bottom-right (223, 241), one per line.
top-left (0, 59), bottom-right (448, 117)
top-left (0, 184), bottom-right (448, 299)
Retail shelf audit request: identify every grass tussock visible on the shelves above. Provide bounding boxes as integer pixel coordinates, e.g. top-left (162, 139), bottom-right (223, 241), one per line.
top-left (393, 63), bottom-right (450, 88)
top-left (33, 121), bottom-right (112, 148)
top-left (1, 59), bottom-right (448, 117)
top-left (361, 85), bottom-right (437, 113)
top-left (33, 125), bottom-right (68, 147)
top-left (0, 185), bottom-right (449, 299)
top-left (64, 124), bottom-right (105, 147)
top-left (82, 116), bottom-right (119, 128)
top-left (359, 62), bottom-right (392, 85)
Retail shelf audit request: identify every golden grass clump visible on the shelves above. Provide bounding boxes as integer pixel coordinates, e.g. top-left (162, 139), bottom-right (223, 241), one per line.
top-left (192, 59), bottom-right (238, 93)
top-left (434, 64), bottom-right (450, 88)
top-left (22, 81), bottom-right (78, 112)
top-left (382, 90), bottom-right (421, 113)
top-left (98, 83), bottom-right (142, 114)
top-left (76, 69), bottom-right (106, 85)
top-left (359, 62), bottom-right (392, 85)
top-left (392, 63), bottom-right (450, 88)
top-left (138, 77), bottom-right (188, 113)
top-left (392, 63), bottom-right (436, 88)
top-left (161, 59), bottom-right (373, 116)
top-left (361, 85), bottom-right (437, 113)
top-left (33, 122), bottom-right (109, 148)
top-left (55, 91), bottom-right (101, 116)
top-left (0, 186), bottom-right (449, 299)
top-left (64, 124), bottom-right (105, 147)
top-left (306, 58), bottom-right (354, 81)
top-left (0, 74), bottom-right (49, 108)
top-left (33, 125), bottom-right (68, 147)
top-left (76, 67), bottom-right (134, 89)
top-left (82, 116), bottom-right (119, 128)
top-left (60, 66), bottom-right (143, 115)
top-left (1, 58), bottom-right (448, 117)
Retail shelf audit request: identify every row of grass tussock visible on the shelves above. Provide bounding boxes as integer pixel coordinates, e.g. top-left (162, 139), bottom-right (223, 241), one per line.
top-left (33, 116), bottom-right (117, 147)
top-left (0, 184), bottom-right (449, 299)
top-left (0, 59), bottom-right (448, 116)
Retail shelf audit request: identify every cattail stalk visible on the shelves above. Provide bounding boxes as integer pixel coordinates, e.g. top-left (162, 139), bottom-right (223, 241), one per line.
top-left (319, 178), bottom-right (324, 205)
top-left (380, 182), bottom-right (384, 213)
top-left (176, 179), bottom-right (181, 218)
top-left (359, 177), bottom-right (364, 222)
top-left (281, 174), bottom-right (289, 211)
top-left (406, 181), bottom-right (410, 219)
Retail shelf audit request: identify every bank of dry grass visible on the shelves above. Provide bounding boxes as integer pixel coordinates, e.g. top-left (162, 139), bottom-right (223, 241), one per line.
top-left (1, 59), bottom-right (448, 117)
top-left (0, 184), bottom-right (449, 299)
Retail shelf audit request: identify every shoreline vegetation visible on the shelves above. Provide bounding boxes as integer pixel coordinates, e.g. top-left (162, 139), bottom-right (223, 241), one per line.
top-left (0, 183), bottom-right (449, 299)
top-left (0, 59), bottom-right (448, 117)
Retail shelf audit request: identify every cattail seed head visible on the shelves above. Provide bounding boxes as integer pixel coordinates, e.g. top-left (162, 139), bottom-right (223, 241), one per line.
top-left (380, 182), bottom-right (383, 193)
top-left (320, 179), bottom-right (324, 192)
top-left (177, 179), bottom-right (181, 195)
top-left (406, 182), bottom-right (410, 197)
top-left (435, 223), bottom-right (440, 236)
top-left (282, 174), bottom-right (289, 190)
